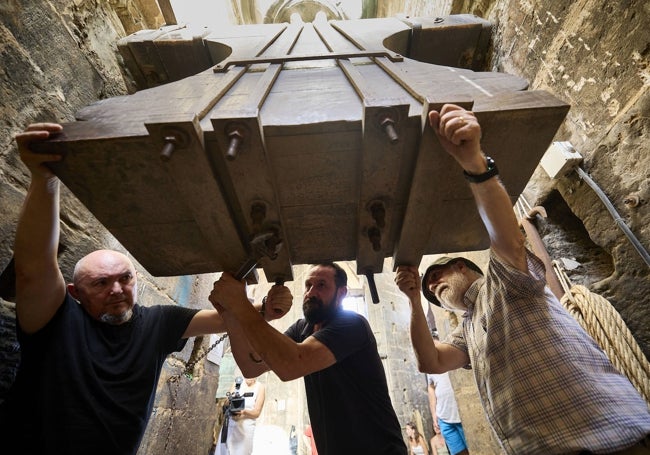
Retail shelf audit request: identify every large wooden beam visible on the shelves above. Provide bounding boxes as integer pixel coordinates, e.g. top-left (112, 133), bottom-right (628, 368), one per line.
top-left (32, 16), bottom-right (569, 281)
top-left (157, 0), bottom-right (177, 25)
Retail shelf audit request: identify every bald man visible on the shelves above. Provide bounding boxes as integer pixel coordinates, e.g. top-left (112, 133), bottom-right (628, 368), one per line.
top-left (0, 123), bottom-right (293, 455)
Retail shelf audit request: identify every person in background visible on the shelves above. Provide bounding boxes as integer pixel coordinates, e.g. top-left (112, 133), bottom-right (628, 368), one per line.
top-left (210, 262), bottom-right (407, 454)
top-left (394, 104), bottom-right (650, 454)
top-left (289, 424), bottom-right (298, 455)
top-left (430, 431), bottom-right (450, 455)
top-left (215, 376), bottom-right (266, 455)
top-left (406, 421), bottom-right (430, 455)
top-left (303, 424), bottom-right (318, 455)
top-left (427, 371), bottom-right (469, 455)
top-left (2, 123), bottom-right (293, 455)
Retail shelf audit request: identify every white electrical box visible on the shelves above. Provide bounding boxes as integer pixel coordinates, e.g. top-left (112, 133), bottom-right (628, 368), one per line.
top-left (540, 141), bottom-right (584, 179)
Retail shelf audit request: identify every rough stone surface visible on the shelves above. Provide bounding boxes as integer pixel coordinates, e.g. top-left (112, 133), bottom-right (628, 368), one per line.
top-left (0, 299), bottom-right (19, 402)
top-left (484, 0), bottom-right (650, 359)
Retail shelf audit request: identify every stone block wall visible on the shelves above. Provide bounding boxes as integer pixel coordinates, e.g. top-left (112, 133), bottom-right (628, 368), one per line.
top-left (486, 0), bottom-right (650, 356)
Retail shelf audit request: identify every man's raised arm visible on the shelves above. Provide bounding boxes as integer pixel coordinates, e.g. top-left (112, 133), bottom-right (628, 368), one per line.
top-left (13, 123), bottom-right (67, 333)
top-left (429, 105), bottom-right (527, 272)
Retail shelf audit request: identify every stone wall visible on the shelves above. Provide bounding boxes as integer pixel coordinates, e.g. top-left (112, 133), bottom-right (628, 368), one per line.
top-left (0, 2), bottom-right (223, 454)
top-left (487, 0), bottom-right (650, 356)
top-left (457, 2), bottom-right (650, 452)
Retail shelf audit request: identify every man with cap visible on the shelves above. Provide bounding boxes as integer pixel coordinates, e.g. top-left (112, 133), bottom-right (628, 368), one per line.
top-left (394, 104), bottom-right (650, 455)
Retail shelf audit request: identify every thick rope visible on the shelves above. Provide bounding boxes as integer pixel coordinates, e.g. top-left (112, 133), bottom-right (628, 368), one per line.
top-left (553, 260), bottom-right (650, 407)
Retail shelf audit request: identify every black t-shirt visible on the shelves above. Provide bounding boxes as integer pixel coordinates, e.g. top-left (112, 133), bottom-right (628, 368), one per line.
top-left (1, 292), bottom-right (198, 454)
top-left (285, 310), bottom-right (407, 455)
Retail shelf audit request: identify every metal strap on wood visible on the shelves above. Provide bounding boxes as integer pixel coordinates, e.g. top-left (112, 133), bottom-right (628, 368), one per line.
top-left (212, 49), bottom-right (404, 72)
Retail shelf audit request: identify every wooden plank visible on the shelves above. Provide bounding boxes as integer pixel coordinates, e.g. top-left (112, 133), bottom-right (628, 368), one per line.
top-left (330, 17), bottom-right (410, 51)
top-left (313, 21), bottom-right (361, 53)
top-left (335, 59), bottom-right (420, 275)
top-left (145, 117), bottom-right (248, 275)
top-left (260, 66), bottom-right (361, 125)
top-left (209, 65), bottom-right (294, 283)
top-left (393, 91), bottom-right (569, 269)
top-left (264, 124), bottom-right (361, 265)
top-left (33, 17), bottom-right (571, 281)
top-left (355, 103), bottom-right (419, 276)
top-left (118, 25), bottom-right (185, 89)
top-left (261, 22), bottom-right (304, 57)
top-left (33, 120), bottom-right (245, 276)
top-left (406, 14), bottom-right (492, 70)
top-left (204, 24), bottom-right (289, 69)
top-left (154, 26), bottom-right (213, 81)
top-left (157, 0), bottom-right (177, 25)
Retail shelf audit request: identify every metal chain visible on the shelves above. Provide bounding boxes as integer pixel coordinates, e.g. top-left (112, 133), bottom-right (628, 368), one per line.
top-left (161, 333), bottom-right (229, 452)
top-left (163, 374), bottom-right (181, 453)
top-left (182, 333), bottom-right (229, 379)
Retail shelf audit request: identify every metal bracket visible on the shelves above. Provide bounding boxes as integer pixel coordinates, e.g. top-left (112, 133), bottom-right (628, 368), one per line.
top-left (364, 271), bottom-right (380, 304)
top-left (213, 50), bottom-right (404, 72)
top-left (234, 228), bottom-right (284, 281)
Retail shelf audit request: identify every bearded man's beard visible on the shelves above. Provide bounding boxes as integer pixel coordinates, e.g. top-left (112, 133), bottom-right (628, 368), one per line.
top-left (100, 309), bottom-right (133, 325)
top-left (303, 294), bottom-right (339, 324)
top-left (437, 272), bottom-right (473, 311)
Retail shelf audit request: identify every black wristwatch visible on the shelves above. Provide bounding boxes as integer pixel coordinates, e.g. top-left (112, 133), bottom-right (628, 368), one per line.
top-left (463, 156), bottom-right (499, 183)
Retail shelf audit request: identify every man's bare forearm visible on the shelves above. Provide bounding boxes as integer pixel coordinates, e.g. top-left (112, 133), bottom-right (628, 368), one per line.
top-left (409, 295), bottom-right (442, 373)
top-left (221, 310), bottom-right (270, 378)
top-left (14, 175), bottom-right (66, 332)
top-left (227, 303), bottom-right (307, 381)
top-left (469, 177), bottom-right (527, 272)
top-left (15, 175), bottom-right (61, 277)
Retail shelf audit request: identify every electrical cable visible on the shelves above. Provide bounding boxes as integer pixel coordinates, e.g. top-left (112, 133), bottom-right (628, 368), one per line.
top-left (575, 166), bottom-right (650, 268)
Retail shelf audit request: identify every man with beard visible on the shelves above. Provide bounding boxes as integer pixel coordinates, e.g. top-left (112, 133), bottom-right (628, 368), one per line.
top-left (2, 123), bottom-right (293, 455)
top-left (394, 104), bottom-right (650, 454)
top-left (210, 262), bottom-right (407, 455)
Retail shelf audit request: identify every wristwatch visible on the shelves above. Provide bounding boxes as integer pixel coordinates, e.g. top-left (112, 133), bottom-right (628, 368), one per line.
top-left (463, 156), bottom-right (499, 183)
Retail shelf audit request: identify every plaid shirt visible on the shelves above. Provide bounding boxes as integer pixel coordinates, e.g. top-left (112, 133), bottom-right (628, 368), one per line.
top-left (447, 250), bottom-right (650, 454)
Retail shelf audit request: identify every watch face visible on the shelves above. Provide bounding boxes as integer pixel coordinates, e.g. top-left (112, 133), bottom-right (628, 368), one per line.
top-left (463, 156), bottom-right (499, 183)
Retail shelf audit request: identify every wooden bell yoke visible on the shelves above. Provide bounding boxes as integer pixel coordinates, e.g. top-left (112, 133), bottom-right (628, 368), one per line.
top-left (34, 15), bottom-right (569, 301)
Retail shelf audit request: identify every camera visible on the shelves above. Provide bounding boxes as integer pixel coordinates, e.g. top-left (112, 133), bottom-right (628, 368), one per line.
top-left (226, 376), bottom-right (254, 414)
top-left (220, 377), bottom-right (254, 443)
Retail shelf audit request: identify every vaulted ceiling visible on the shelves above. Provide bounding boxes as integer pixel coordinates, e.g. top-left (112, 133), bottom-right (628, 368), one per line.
top-left (169, 0), bottom-right (391, 27)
